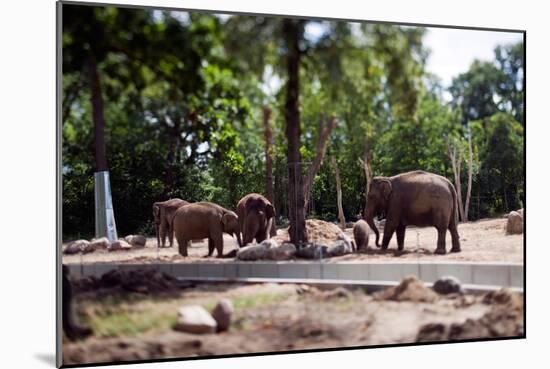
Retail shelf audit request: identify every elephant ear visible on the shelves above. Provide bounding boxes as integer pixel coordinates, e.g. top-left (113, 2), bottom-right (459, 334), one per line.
top-left (266, 204), bottom-right (275, 219)
top-left (380, 179), bottom-right (392, 201)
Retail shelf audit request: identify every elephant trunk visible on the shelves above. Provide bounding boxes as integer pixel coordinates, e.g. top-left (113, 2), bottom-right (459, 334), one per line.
top-left (155, 223), bottom-right (160, 248)
top-left (365, 210), bottom-right (380, 247)
top-left (236, 231), bottom-right (242, 248)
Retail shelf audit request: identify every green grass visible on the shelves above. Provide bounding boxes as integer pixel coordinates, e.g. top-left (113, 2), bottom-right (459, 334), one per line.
top-left (78, 290), bottom-right (292, 338)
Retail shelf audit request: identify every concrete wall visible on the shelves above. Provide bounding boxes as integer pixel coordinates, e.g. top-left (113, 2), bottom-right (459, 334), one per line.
top-left (66, 261), bottom-right (523, 289)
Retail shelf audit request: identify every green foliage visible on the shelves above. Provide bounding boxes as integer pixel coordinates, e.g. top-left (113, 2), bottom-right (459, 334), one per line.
top-left (61, 4), bottom-right (524, 237)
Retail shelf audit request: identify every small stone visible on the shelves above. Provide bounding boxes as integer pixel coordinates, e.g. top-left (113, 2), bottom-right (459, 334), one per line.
top-left (124, 235), bottom-right (147, 248)
top-left (211, 299), bottom-right (234, 332)
top-left (433, 276), bottom-right (463, 295)
top-left (109, 239), bottom-right (132, 252)
top-left (63, 239), bottom-right (89, 255)
top-left (265, 243), bottom-right (297, 261)
top-left (174, 305), bottom-right (217, 334)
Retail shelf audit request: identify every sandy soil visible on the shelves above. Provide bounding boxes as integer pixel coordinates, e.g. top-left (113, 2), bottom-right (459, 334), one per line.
top-left (62, 273), bottom-right (523, 365)
top-left (62, 218), bottom-right (523, 264)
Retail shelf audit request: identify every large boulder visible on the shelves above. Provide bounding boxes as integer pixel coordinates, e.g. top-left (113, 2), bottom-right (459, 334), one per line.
top-left (265, 243), bottom-right (297, 261)
top-left (211, 299), bottom-right (234, 332)
top-left (109, 239), bottom-right (133, 252)
top-left (328, 234), bottom-right (354, 257)
top-left (174, 305), bottom-right (217, 334)
top-left (63, 239), bottom-right (89, 255)
top-left (506, 210), bottom-right (523, 235)
top-left (236, 243), bottom-right (269, 261)
top-left (295, 244), bottom-right (329, 260)
top-left (124, 235), bottom-right (147, 248)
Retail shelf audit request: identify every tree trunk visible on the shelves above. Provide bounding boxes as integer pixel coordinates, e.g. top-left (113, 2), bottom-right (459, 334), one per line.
top-left (331, 156), bottom-right (346, 230)
top-left (303, 115), bottom-right (337, 210)
top-left (358, 149), bottom-right (372, 218)
top-left (446, 139), bottom-right (465, 222)
top-left (263, 106), bottom-right (274, 205)
top-left (163, 118), bottom-right (181, 197)
top-left (464, 126), bottom-right (473, 221)
top-left (87, 56), bottom-right (108, 172)
top-left (283, 19), bottom-right (307, 246)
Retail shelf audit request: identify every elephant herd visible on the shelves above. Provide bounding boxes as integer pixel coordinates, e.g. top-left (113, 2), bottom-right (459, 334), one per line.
top-left (153, 193), bottom-right (277, 257)
top-left (153, 170), bottom-right (462, 258)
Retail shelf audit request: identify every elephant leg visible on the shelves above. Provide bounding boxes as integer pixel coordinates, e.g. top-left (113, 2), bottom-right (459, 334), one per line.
top-left (213, 233), bottom-right (224, 258)
top-left (168, 225), bottom-right (175, 248)
top-left (434, 227), bottom-right (447, 255)
top-left (176, 235), bottom-right (190, 257)
top-left (155, 224), bottom-right (160, 248)
top-left (256, 229), bottom-right (267, 244)
top-left (381, 222), bottom-right (396, 250)
top-left (396, 224), bottom-right (406, 251)
top-left (159, 220), bottom-right (168, 248)
top-left (449, 222), bottom-right (461, 253)
top-left (207, 238), bottom-right (215, 257)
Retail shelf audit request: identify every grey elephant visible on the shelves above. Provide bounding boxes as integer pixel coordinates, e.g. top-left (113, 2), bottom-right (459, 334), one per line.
top-left (152, 198), bottom-right (189, 248)
top-left (364, 170), bottom-right (461, 255)
top-left (236, 193), bottom-right (276, 246)
top-left (353, 219), bottom-right (370, 252)
top-left (172, 202), bottom-right (242, 257)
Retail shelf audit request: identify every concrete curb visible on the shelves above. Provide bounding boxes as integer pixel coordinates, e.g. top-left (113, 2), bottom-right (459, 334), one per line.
top-left (66, 261), bottom-right (523, 289)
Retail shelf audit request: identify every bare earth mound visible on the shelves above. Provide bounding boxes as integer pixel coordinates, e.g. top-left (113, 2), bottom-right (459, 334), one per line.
top-left (273, 219), bottom-right (344, 245)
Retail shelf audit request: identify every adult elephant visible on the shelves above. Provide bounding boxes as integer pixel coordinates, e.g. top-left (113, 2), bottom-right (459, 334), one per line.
top-left (236, 193), bottom-right (276, 246)
top-left (152, 198), bottom-right (189, 248)
top-left (172, 202), bottom-right (242, 257)
top-left (364, 170), bottom-right (461, 255)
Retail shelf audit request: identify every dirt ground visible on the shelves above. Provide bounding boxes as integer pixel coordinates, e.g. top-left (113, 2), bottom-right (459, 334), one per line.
top-left (62, 218), bottom-right (523, 264)
top-left (62, 272), bottom-right (524, 365)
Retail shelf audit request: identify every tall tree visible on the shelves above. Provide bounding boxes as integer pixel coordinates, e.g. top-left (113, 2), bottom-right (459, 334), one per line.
top-left (283, 18), bottom-right (308, 245)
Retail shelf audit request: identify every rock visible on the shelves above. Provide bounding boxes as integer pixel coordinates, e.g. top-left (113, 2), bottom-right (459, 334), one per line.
top-left (327, 239), bottom-right (354, 257)
top-left (265, 242), bottom-right (297, 261)
top-left (337, 232), bottom-right (353, 248)
top-left (517, 208), bottom-right (524, 218)
top-left (236, 244), bottom-right (268, 261)
top-left (109, 239), bottom-right (133, 252)
top-left (81, 242), bottom-right (97, 254)
top-left (259, 239), bottom-right (278, 249)
top-left (506, 211), bottom-right (523, 234)
top-left (63, 240), bottom-right (89, 255)
top-left (433, 276), bottom-right (463, 295)
top-left (295, 244), bottom-right (329, 260)
top-left (90, 237), bottom-right (110, 250)
top-left (124, 235), bottom-right (147, 248)
top-left (211, 299), bottom-right (234, 332)
top-left (174, 305), bottom-right (217, 334)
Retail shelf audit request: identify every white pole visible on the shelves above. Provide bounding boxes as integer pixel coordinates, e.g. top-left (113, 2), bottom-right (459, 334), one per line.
top-left (94, 171), bottom-right (118, 241)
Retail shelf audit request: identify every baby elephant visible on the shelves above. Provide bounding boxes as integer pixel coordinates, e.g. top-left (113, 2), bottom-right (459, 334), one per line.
top-left (172, 202), bottom-right (242, 257)
top-left (353, 219), bottom-right (370, 252)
